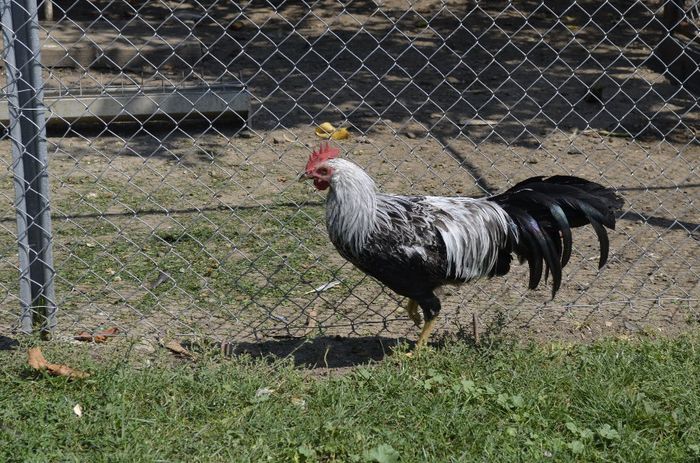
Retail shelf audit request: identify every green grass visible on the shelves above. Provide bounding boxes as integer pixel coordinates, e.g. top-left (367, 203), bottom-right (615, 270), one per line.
top-left (47, 203), bottom-right (363, 320)
top-left (2, 335), bottom-right (700, 462)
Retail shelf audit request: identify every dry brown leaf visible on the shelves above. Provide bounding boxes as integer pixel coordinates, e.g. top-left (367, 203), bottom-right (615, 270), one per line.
top-left (315, 122), bottom-right (350, 140)
top-left (163, 340), bottom-right (195, 359)
top-left (93, 326), bottom-right (119, 342)
top-left (74, 326), bottom-right (119, 343)
top-left (28, 347), bottom-right (90, 379)
top-left (74, 332), bottom-right (94, 342)
top-left (27, 347), bottom-right (48, 370)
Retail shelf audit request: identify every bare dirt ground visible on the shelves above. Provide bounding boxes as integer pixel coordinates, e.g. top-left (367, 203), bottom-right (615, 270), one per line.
top-left (0, 0), bottom-right (698, 365)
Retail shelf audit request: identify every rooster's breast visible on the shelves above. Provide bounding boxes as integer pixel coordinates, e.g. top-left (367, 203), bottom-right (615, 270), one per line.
top-left (341, 198), bottom-right (451, 299)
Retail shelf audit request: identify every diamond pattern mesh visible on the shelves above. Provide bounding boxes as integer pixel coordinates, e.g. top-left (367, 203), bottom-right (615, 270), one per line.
top-left (0, 0), bottom-right (698, 343)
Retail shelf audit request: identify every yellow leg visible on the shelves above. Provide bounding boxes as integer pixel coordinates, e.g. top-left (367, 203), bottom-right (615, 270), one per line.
top-left (405, 299), bottom-right (422, 327)
top-left (416, 317), bottom-right (437, 348)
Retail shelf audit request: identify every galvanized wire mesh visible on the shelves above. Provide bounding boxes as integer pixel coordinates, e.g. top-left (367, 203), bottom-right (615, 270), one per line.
top-left (1, 0), bottom-right (698, 345)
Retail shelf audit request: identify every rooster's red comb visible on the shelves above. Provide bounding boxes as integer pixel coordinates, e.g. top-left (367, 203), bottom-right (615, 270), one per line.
top-left (305, 142), bottom-right (339, 172)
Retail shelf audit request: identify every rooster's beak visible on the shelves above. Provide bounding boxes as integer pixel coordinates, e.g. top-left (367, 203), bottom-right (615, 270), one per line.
top-left (297, 172), bottom-right (312, 182)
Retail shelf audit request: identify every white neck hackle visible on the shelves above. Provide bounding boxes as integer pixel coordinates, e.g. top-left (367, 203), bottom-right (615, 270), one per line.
top-left (325, 158), bottom-right (378, 254)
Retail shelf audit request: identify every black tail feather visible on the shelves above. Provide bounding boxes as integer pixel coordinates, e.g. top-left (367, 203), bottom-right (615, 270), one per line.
top-left (489, 175), bottom-right (623, 298)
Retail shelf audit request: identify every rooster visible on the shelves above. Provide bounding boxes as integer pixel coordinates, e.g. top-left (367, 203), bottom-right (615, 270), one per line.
top-left (300, 143), bottom-right (623, 347)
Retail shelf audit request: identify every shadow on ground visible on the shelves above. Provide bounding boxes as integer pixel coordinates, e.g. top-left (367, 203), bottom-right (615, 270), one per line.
top-left (44, 0), bottom-right (698, 149)
top-left (0, 336), bottom-right (19, 351)
top-left (224, 335), bottom-right (411, 369)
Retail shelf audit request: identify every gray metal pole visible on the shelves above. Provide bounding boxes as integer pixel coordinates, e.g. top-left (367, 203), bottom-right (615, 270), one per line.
top-left (1, 0), bottom-right (56, 335)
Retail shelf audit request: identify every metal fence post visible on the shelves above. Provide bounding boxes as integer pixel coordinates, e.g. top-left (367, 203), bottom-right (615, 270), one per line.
top-left (1, 0), bottom-right (56, 335)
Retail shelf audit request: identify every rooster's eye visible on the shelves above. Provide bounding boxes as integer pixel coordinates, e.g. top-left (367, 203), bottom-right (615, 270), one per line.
top-left (317, 167), bottom-right (328, 175)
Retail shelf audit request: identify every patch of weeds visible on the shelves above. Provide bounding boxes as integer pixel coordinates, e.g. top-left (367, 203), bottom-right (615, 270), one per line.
top-left (51, 204), bottom-right (355, 318)
top-left (2, 334), bottom-right (700, 461)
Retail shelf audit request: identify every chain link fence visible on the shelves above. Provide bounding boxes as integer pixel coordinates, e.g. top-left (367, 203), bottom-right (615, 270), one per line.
top-left (0, 0), bottom-right (698, 346)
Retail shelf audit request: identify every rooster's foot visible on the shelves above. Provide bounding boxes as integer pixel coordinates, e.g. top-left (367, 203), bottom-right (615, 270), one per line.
top-left (405, 299), bottom-right (422, 327)
top-left (416, 318), bottom-right (437, 349)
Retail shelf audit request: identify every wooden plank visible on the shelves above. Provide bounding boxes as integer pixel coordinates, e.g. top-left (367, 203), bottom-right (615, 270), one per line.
top-left (0, 84), bottom-right (250, 128)
top-left (0, 21), bottom-right (203, 71)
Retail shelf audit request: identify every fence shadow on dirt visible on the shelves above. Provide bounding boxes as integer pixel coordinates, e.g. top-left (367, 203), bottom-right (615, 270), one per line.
top-left (45, 0), bottom-right (698, 146)
top-left (43, 0), bottom-right (699, 200)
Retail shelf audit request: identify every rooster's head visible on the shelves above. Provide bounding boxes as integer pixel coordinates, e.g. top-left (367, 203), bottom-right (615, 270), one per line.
top-left (299, 142), bottom-right (340, 190)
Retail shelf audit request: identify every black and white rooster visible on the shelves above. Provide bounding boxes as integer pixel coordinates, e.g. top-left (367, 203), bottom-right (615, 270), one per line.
top-left (300, 143), bottom-right (623, 346)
